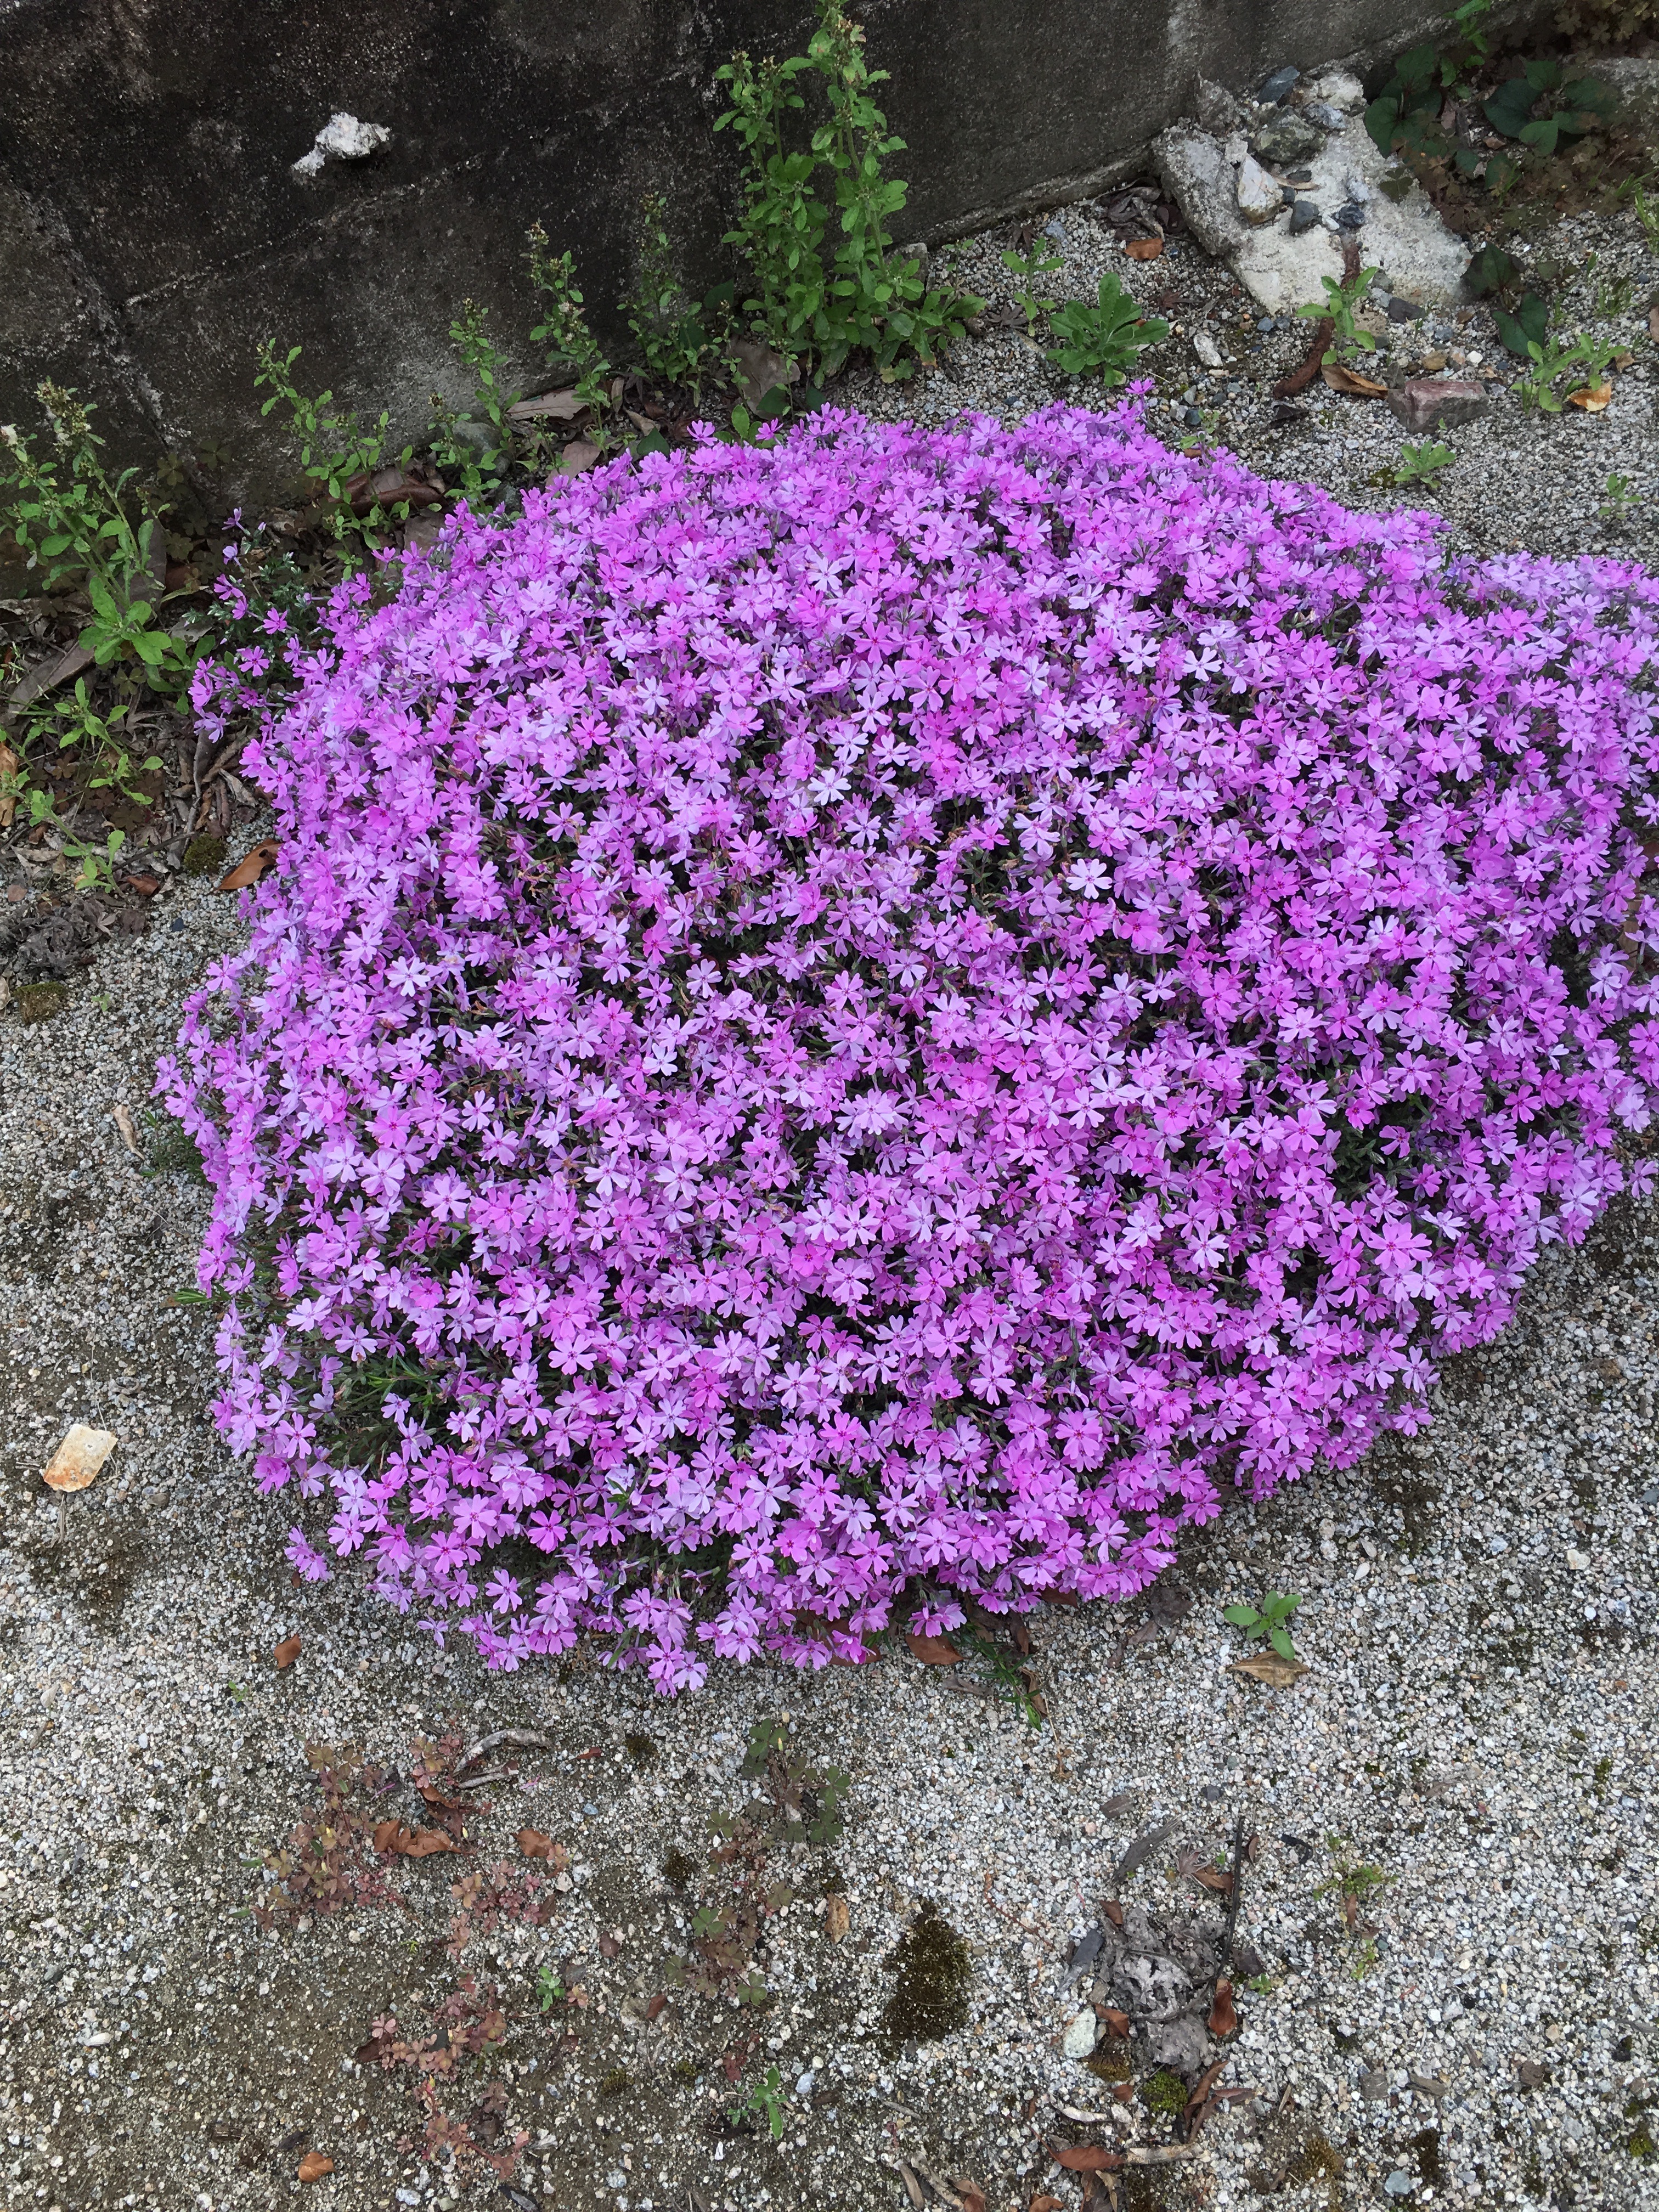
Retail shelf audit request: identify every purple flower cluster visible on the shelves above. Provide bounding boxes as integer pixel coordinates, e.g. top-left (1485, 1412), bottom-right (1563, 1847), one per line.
top-left (162, 401), bottom-right (1659, 1686)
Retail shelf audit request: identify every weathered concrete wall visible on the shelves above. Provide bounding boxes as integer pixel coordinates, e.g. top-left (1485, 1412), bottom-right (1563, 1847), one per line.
top-left (0, 0), bottom-right (1439, 491)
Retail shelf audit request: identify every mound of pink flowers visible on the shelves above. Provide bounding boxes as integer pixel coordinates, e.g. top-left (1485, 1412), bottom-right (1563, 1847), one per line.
top-left (162, 400), bottom-right (1659, 1685)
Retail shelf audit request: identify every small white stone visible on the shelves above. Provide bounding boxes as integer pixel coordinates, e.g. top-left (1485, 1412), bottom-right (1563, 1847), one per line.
top-left (1193, 331), bottom-right (1224, 368)
top-left (1565, 1548), bottom-right (1591, 1570)
top-left (1063, 2010), bottom-right (1099, 2058)
top-left (1236, 154), bottom-right (1283, 224)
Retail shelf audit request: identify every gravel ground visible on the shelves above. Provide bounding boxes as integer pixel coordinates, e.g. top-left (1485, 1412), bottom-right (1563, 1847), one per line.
top-left (2, 161), bottom-right (1658, 2212)
top-left (839, 195), bottom-right (1659, 571)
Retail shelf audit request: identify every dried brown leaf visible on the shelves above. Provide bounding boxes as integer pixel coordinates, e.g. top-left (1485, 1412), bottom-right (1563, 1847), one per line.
top-left (905, 1632), bottom-right (962, 1666)
top-left (372, 1820), bottom-right (456, 1858)
top-left (1649, 303), bottom-right (1659, 343)
top-left (1101, 1900), bottom-right (1124, 1929)
top-left (825, 1893), bottom-right (850, 1942)
top-left (0, 741), bottom-right (18, 829)
top-left (954, 2175), bottom-right (989, 2212)
top-left (273, 1634), bottom-right (302, 1672)
top-left (1053, 2143), bottom-right (1125, 2172)
top-left (598, 1931), bottom-right (621, 1959)
top-left (509, 387), bottom-right (587, 421)
top-left (1098, 2006), bottom-right (1131, 2039)
top-left (1565, 382), bottom-right (1611, 411)
top-left (1228, 1651), bottom-right (1308, 1688)
top-left (219, 839), bottom-right (280, 890)
top-left (515, 1826), bottom-right (556, 1861)
top-left (1192, 1864), bottom-right (1233, 1895)
top-left (554, 440), bottom-right (603, 479)
top-left (645, 1991), bottom-right (668, 2022)
top-left (1321, 362), bottom-right (1388, 397)
top-left (1124, 236), bottom-right (1163, 261)
top-left (297, 2150), bottom-right (334, 2182)
top-left (1207, 1977), bottom-right (1237, 2038)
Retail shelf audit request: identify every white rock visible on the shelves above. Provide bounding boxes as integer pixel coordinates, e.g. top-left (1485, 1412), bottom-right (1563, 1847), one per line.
top-left (1193, 331), bottom-right (1223, 368)
top-left (292, 111), bottom-right (392, 178)
top-left (1236, 154), bottom-right (1283, 224)
top-left (1565, 1548), bottom-right (1591, 1571)
top-left (1229, 121), bottom-right (1469, 313)
top-left (1152, 127), bottom-right (1249, 258)
top-left (1063, 2010), bottom-right (1099, 2058)
top-left (1304, 67), bottom-right (1365, 113)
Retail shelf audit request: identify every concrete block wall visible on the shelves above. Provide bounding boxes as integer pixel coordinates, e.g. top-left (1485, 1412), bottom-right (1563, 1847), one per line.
top-left (0, 0), bottom-right (1441, 489)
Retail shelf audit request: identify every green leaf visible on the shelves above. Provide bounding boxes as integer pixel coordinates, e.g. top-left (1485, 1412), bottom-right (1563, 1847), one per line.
top-left (1364, 95), bottom-right (1402, 155)
top-left (1483, 75), bottom-right (1538, 139)
top-left (1222, 1603), bottom-right (1260, 1628)
top-left (1269, 1626), bottom-right (1297, 1660)
top-left (1464, 243), bottom-right (1519, 296)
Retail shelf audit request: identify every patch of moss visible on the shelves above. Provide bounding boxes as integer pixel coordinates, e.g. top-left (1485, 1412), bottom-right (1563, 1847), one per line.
top-left (879, 1899), bottom-right (970, 2052)
top-left (625, 1730), bottom-right (658, 1767)
top-left (1143, 2068), bottom-right (1187, 2119)
top-left (1084, 2044), bottom-right (1132, 2083)
top-left (17, 981), bottom-right (67, 1025)
top-left (183, 832), bottom-right (227, 878)
top-left (663, 1845), bottom-right (697, 1890)
top-left (1629, 2125), bottom-right (1655, 2159)
top-left (598, 2066), bottom-right (630, 2098)
top-left (1286, 2125), bottom-right (1345, 2211)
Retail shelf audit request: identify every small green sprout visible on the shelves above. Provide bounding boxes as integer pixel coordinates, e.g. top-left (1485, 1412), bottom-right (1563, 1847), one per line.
top-left (728, 2063), bottom-right (786, 2140)
top-left (535, 1962), bottom-right (565, 2012)
top-left (1222, 1589), bottom-right (1302, 1660)
top-left (1392, 440), bottom-right (1455, 490)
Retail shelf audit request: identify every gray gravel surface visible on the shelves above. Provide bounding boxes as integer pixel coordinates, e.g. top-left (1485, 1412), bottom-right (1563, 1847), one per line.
top-left (2, 179), bottom-right (1658, 2212)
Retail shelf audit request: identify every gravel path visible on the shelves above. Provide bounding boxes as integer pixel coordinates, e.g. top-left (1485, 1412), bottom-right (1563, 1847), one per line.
top-left (1, 168), bottom-right (1657, 2212)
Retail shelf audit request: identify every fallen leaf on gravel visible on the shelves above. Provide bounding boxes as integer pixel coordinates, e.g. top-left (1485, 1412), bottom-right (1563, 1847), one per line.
top-left (1184, 2057), bottom-right (1227, 2132)
top-left (1565, 383), bottom-right (1611, 411)
top-left (219, 840), bottom-right (280, 890)
top-left (1101, 1791), bottom-right (1136, 1819)
top-left (1102, 1900), bottom-right (1124, 1929)
top-left (1192, 1864), bottom-right (1233, 1895)
top-left (498, 2188), bottom-right (542, 2212)
top-left (1649, 303), bottom-right (1659, 342)
top-left (1114, 1817), bottom-right (1177, 1883)
top-left (1321, 362), bottom-right (1387, 397)
top-left (598, 1931), bottom-right (621, 1959)
top-left (954, 2175), bottom-right (988, 2212)
top-left (297, 2149), bottom-right (333, 2182)
top-left (825, 1893), bottom-right (850, 1941)
top-left (906, 1632), bottom-right (962, 1665)
top-left (1052, 2144), bottom-right (1124, 2172)
top-left (1011, 1616), bottom-right (1032, 1656)
top-left (894, 2162), bottom-right (926, 2210)
top-left (0, 742), bottom-right (18, 827)
top-left (1516, 2058), bottom-right (1549, 2089)
top-left (509, 387), bottom-right (586, 421)
top-left (112, 1104), bottom-right (142, 1155)
top-left (1125, 236), bottom-right (1163, 260)
top-left (273, 1634), bottom-right (301, 1671)
top-left (645, 1993), bottom-right (668, 2022)
top-left (1098, 2006), bottom-right (1131, 2039)
top-left (516, 1827), bottom-right (557, 1860)
top-left (1030, 2198), bottom-right (1064, 2212)
top-left (373, 1820), bottom-right (455, 1857)
top-left (1229, 1651), bottom-right (1307, 1688)
top-left (1207, 1978), bottom-right (1237, 2038)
